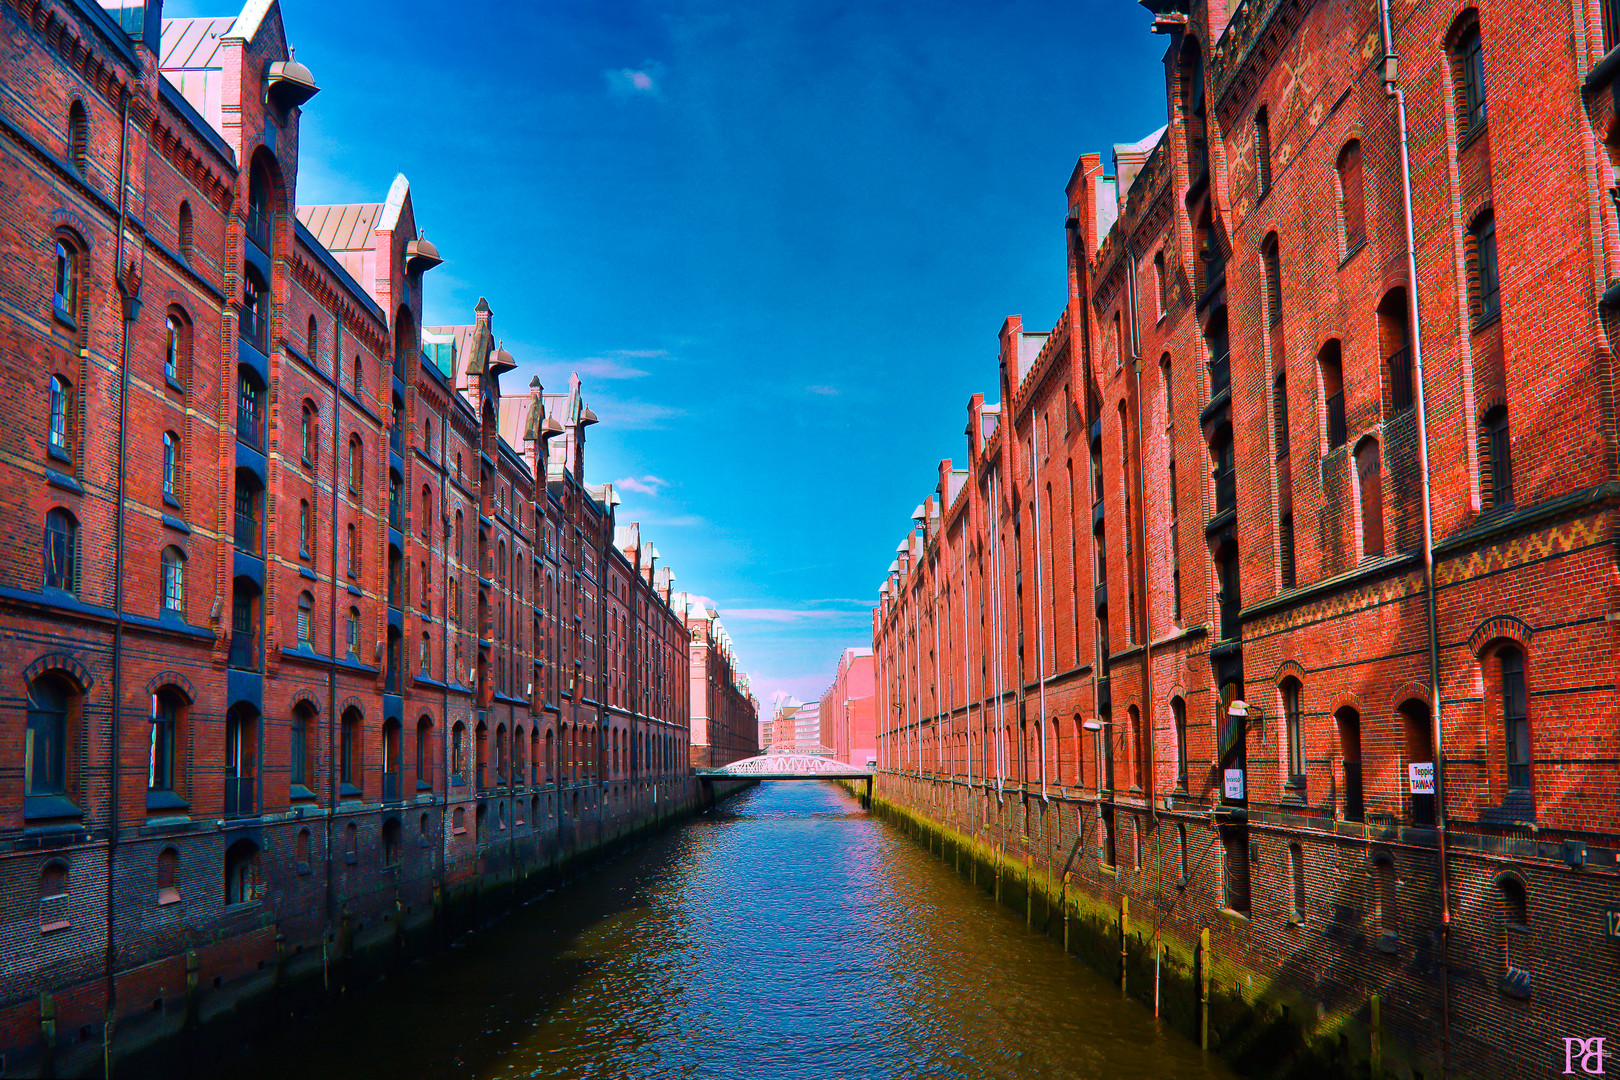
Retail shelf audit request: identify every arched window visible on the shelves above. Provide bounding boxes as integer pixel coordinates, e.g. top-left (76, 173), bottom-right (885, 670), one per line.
top-left (298, 499), bottom-right (312, 557)
top-left (1336, 140), bottom-right (1365, 251)
top-left (1466, 209), bottom-right (1500, 323)
top-left (224, 840), bottom-right (258, 905)
top-left (1153, 251), bottom-right (1168, 317)
top-left (247, 160), bottom-right (273, 250)
top-left (1498, 875), bottom-right (1531, 996)
top-left (1451, 15), bottom-right (1487, 136)
top-left (1282, 678), bottom-right (1305, 790)
top-left (296, 828), bottom-right (311, 867)
top-left (43, 508), bottom-right (78, 594)
top-left (1354, 438), bottom-right (1385, 558)
top-left (39, 860), bottom-right (69, 931)
top-left (48, 374), bottom-right (72, 460)
top-left (53, 237), bottom-right (80, 325)
top-left (420, 630), bottom-right (431, 677)
top-left (1338, 707), bottom-right (1364, 821)
top-left (1481, 406), bottom-right (1512, 509)
top-left (452, 806), bottom-right (465, 834)
top-left (67, 100), bottom-right (88, 172)
top-left (421, 485), bottom-right (432, 537)
top-left (290, 703), bottom-right (313, 790)
top-left (1378, 290), bottom-right (1412, 414)
top-left (1172, 697), bottom-right (1188, 790)
top-left (306, 315), bottom-right (318, 360)
top-left (340, 708), bottom-right (362, 794)
top-left (348, 434), bottom-right (363, 491)
top-left (161, 431), bottom-right (181, 504)
top-left (296, 590), bottom-right (314, 647)
top-left (1222, 830), bottom-right (1250, 913)
top-left (150, 688), bottom-right (182, 792)
top-left (1499, 646), bottom-right (1530, 792)
top-left (352, 355), bottom-right (363, 396)
top-left (165, 314), bottom-right (182, 383)
top-left (177, 201), bottom-right (194, 261)
top-left (25, 674), bottom-right (73, 800)
top-left (1319, 340), bottom-right (1345, 449)
top-left (420, 560), bottom-right (431, 611)
top-left (301, 402), bottom-right (318, 464)
top-left (346, 606), bottom-right (359, 659)
top-left (1126, 706), bottom-right (1143, 790)
top-left (347, 523), bottom-right (359, 577)
top-left (161, 545), bottom-right (186, 614)
top-left (451, 721), bottom-right (466, 783)
top-left (157, 847), bottom-right (180, 905)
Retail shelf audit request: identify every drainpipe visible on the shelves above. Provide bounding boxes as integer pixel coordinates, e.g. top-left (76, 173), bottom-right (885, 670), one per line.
top-left (1377, 1), bottom-right (1451, 1072)
top-left (952, 537), bottom-right (965, 790)
top-left (1030, 420), bottom-right (1049, 801)
top-left (437, 402), bottom-right (448, 898)
top-left (326, 317), bottom-right (341, 932)
top-left (984, 472), bottom-right (997, 793)
top-left (1125, 244), bottom-right (1157, 821)
top-left (106, 82), bottom-right (133, 1027)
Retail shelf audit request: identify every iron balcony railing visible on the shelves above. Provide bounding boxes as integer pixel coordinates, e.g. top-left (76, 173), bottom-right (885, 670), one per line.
top-left (1387, 347), bottom-right (1413, 412)
top-left (234, 510), bottom-right (259, 554)
top-left (224, 775), bottom-right (254, 818)
top-left (1214, 465), bottom-right (1237, 518)
top-left (1326, 392), bottom-right (1347, 449)
top-left (240, 304), bottom-right (268, 352)
top-left (245, 205), bottom-right (271, 252)
top-left (228, 631), bottom-right (257, 671)
top-left (1208, 351), bottom-right (1230, 400)
top-left (1344, 763), bottom-right (1365, 822)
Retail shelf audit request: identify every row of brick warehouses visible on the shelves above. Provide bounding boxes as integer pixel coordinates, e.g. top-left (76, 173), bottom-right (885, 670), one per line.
top-left (871, 0), bottom-right (1620, 1074)
top-left (0, 0), bottom-right (757, 1070)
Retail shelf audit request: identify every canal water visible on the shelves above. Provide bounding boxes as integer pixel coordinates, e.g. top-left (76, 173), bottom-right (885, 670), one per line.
top-left (232, 782), bottom-right (1238, 1080)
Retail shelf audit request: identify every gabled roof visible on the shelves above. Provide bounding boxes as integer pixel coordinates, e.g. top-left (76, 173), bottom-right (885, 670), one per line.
top-left (160, 17), bottom-right (234, 133)
top-left (296, 203), bottom-right (383, 300)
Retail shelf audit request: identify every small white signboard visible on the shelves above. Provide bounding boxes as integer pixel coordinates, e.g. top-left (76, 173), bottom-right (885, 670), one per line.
top-left (1409, 762), bottom-right (1435, 795)
top-left (1224, 768), bottom-right (1245, 799)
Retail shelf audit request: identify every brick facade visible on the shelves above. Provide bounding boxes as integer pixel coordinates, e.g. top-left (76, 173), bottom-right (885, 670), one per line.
top-left (818, 647), bottom-right (876, 767)
top-left (871, 0), bottom-right (1620, 1074)
top-left (0, 0), bottom-right (741, 1068)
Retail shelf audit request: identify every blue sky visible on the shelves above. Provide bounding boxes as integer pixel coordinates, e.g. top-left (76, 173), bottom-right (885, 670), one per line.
top-left (172, 0), bottom-right (1170, 706)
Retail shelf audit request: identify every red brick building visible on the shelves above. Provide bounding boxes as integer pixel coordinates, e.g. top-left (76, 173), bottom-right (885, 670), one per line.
top-left (683, 599), bottom-right (759, 770)
top-left (819, 647), bottom-right (876, 767)
top-left (872, 0), bottom-right (1620, 1074)
top-left (0, 0), bottom-right (722, 1070)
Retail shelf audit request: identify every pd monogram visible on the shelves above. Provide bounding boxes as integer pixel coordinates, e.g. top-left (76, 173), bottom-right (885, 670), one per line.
top-left (1566, 1038), bottom-right (1607, 1075)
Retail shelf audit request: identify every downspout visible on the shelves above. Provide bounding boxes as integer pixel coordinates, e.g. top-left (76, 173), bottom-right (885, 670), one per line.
top-left (1378, 2), bottom-right (1451, 1073)
top-left (437, 402), bottom-right (448, 896)
top-left (1030, 421), bottom-right (1049, 801)
top-left (931, 549), bottom-right (943, 776)
top-left (326, 316), bottom-right (341, 930)
top-left (1126, 243), bottom-right (1157, 820)
top-left (106, 83), bottom-right (133, 1023)
top-left (984, 469), bottom-right (997, 793)
top-left (963, 532), bottom-right (973, 790)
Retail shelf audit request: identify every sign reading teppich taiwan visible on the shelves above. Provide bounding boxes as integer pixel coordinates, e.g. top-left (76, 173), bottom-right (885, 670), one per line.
top-left (1408, 762), bottom-right (1435, 795)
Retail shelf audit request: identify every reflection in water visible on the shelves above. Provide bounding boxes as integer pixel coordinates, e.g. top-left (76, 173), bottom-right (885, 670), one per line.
top-left (233, 783), bottom-right (1238, 1080)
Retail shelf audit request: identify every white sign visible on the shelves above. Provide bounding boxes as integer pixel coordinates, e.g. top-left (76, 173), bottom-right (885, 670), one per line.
top-left (1409, 762), bottom-right (1435, 795)
top-left (1224, 769), bottom-right (1245, 799)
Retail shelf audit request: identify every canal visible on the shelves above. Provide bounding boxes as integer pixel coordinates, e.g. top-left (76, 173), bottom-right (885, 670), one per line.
top-left (230, 782), bottom-right (1239, 1080)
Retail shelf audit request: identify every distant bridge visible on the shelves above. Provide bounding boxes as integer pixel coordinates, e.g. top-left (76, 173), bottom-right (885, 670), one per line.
top-left (695, 751), bottom-right (874, 807)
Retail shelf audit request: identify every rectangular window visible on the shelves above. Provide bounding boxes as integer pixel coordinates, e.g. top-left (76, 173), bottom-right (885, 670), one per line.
top-left (1471, 213), bottom-right (1500, 322)
top-left (1284, 683), bottom-right (1305, 786)
top-left (1502, 650), bottom-right (1530, 791)
top-left (1459, 28), bottom-right (1487, 134)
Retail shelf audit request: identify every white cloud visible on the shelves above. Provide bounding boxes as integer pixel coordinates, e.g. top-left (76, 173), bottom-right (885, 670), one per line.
top-left (806, 384), bottom-right (840, 396)
top-left (615, 474), bottom-right (669, 497)
top-left (605, 63), bottom-right (664, 98)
